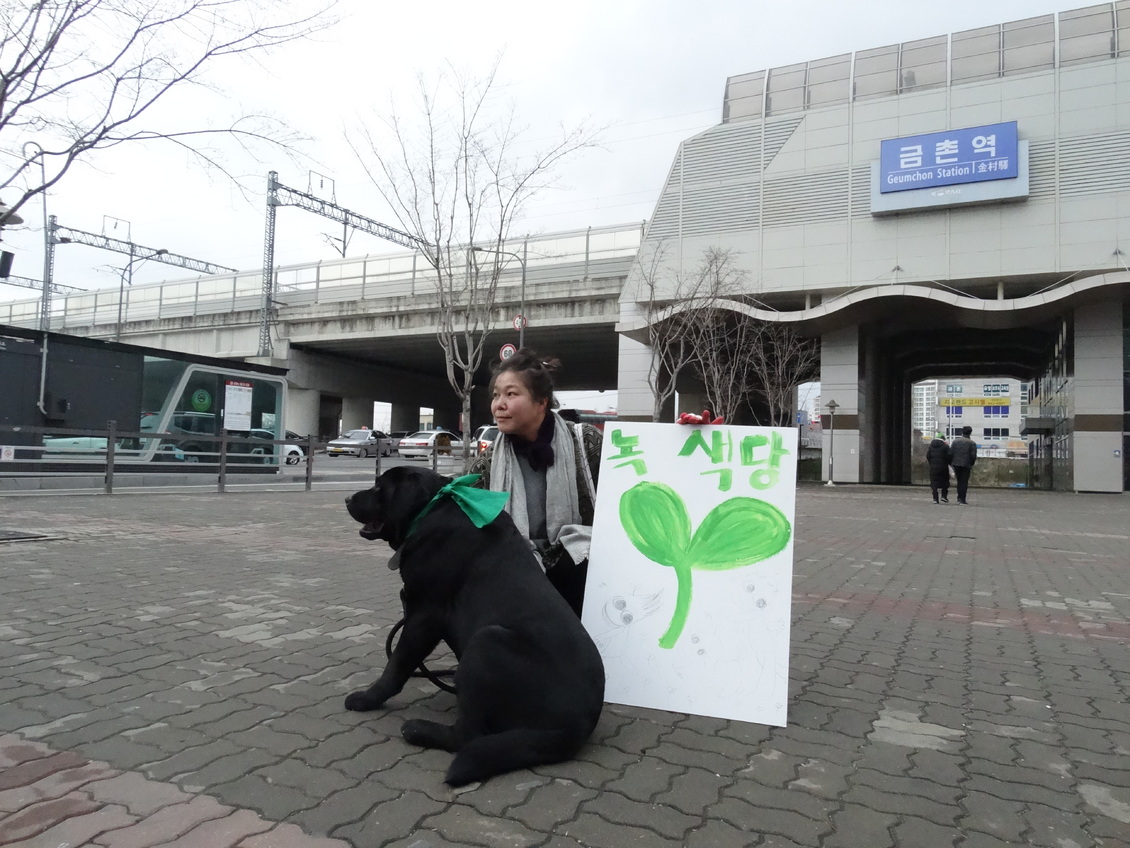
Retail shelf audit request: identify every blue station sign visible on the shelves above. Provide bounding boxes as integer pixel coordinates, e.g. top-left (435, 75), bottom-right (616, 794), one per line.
top-left (879, 122), bottom-right (1018, 194)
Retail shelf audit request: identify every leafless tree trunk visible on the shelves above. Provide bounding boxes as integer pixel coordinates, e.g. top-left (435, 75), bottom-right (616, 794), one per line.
top-left (683, 249), bottom-right (758, 423)
top-left (351, 60), bottom-right (600, 471)
top-left (746, 321), bottom-right (820, 427)
top-left (636, 245), bottom-right (819, 427)
top-left (0, 0), bottom-right (337, 224)
top-left (635, 243), bottom-right (734, 422)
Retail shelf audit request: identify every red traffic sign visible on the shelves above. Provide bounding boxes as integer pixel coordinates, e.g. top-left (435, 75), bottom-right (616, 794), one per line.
top-left (512, 314), bottom-right (527, 331)
top-left (499, 343), bottom-right (517, 360)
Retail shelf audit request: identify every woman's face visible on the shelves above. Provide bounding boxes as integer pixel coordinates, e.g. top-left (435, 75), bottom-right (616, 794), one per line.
top-left (491, 371), bottom-right (548, 442)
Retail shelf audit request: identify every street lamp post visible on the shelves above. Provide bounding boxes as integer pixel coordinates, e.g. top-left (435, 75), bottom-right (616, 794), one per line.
top-left (116, 245), bottom-right (167, 342)
top-left (825, 399), bottom-right (839, 487)
top-left (471, 242), bottom-right (528, 348)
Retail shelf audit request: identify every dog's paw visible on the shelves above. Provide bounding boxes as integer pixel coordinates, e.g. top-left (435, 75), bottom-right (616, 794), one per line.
top-left (344, 690), bottom-right (384, 712)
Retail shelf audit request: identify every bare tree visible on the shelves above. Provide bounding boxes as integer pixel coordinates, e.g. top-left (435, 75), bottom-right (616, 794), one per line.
top-left (634, 242), bottom-right (733, 422)
top-left (0, 0), bottom-right (337, 224)
top-left (351, 60), bottom-right (600, 469)
top-left (745, 320), bottom-right (820, 427)
top-left (684, 248), bottom-right (760, 423)
top-left (636, 244), bottom-right (820, 426)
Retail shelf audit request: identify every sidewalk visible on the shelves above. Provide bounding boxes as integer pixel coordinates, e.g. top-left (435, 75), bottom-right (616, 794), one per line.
top-left (1, 483), bottom-right (1128, 847)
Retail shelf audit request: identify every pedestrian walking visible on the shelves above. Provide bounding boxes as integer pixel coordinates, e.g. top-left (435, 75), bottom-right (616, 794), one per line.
top-left (949, 425), bottom-right (978, 505)
top-left (925, 432), bottom-right (952, 503)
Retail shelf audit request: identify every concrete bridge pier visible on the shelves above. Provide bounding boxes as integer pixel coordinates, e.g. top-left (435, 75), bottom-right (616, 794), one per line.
top-left (429, 396), bottom-right (463, 432)
top-left (820, 326), bottom-right (861, 484)
top-left (389, 403), bottom-right (420, 434)
top-left (286, 387), bottom-right (321, 440)
top-left (276, 345), bottom-right (453, 441)
top-left (342, 397), bottom-right (377, 433)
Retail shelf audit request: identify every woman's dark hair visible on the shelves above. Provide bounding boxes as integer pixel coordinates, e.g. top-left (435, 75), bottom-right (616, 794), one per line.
top-left (489, 349), bottom-right (560, 409)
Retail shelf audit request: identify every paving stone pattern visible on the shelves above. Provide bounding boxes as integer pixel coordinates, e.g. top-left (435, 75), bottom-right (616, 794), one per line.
top-left (1, 484), bottom-right (1129, 847)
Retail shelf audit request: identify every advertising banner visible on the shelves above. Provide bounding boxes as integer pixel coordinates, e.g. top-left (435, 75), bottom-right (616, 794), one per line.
top-left (223, 380), bottom-right (253, 431)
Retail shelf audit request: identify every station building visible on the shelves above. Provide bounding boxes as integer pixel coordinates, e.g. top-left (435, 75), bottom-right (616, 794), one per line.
top-left (616, 3), bottom-right (1130, 492)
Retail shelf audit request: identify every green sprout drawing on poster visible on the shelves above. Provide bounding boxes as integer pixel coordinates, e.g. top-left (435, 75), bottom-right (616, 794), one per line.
top-left (619, 481), bottom-right (792, 649)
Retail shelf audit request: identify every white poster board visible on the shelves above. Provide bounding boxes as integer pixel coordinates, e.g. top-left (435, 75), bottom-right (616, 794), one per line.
top-left (582, 423), bottom-right (797, 726)
top-left (223, 380), bottom-right (253, 431)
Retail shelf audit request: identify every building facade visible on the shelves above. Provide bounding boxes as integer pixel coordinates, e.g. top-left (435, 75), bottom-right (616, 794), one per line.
top-left (911, 380), bottom-right (940, 438)
top-left (937, 378), bottom-right (1029, 458)
top-left (616, 3), bottom-right (1130, 492)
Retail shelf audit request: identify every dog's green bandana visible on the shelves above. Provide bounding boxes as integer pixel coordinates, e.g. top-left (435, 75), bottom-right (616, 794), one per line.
top-left (406, 474), bottom-right (510, 538)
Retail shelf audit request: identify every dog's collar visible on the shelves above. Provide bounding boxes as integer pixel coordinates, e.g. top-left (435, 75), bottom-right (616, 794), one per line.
top-left (406, 474), bottom-right (510, 538)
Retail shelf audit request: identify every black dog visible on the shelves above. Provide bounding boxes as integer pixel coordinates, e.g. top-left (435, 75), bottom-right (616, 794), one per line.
top-left (344, 466), bottom-right (605, 786)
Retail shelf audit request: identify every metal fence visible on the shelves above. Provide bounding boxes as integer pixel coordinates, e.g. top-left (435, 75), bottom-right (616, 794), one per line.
top-left (0, 423), bottom-right (470, 494)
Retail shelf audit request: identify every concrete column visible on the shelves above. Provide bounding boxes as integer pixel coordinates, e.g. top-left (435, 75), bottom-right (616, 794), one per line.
top-left (859, 329), bottom-right (881, 483)
top-left (318, 396), bottom-right (342, 441)
top-left (1072, 302), bottom-right (1124, 492)
top-left (341, 397), bottom-right (375, 430)
top-left (284, 387), bottom-right (320, 438)
top-left (429, 396), bottom-right (463, 432)
top-left (820, 325), bottom-right (861, 483)
top-left (616, 331), bottom-right (657, 421)
top-left (469, 387), bottom-right (494, 431)
top-left (898, 378), bottom-right (914, 483)
top-left (390, 403), bottom-right (421, 433)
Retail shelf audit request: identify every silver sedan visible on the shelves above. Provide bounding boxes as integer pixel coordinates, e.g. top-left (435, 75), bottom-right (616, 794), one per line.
top-left (326, 429), bottom-right (393, 458)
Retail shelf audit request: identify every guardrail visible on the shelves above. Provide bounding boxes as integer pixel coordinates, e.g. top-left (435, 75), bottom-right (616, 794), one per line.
top-left (0, 422), bottom-right (321, 493)
top-left (0, 221), bottom-right (645, 331)
top-left (0, 422), bottom-right (474, 494)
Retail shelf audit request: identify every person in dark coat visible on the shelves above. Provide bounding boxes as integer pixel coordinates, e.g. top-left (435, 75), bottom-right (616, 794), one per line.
top-left (949, 425), bottom-right (978, 505)
top-left (925, 432), bottom-right (952, 504)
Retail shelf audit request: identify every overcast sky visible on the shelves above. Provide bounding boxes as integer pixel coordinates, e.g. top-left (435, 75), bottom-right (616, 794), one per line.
top-left (0, 0), bottom-right (1090, 301)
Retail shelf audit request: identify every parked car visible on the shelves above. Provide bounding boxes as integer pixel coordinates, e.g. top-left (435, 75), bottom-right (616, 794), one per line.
top-left (142, 411), bottom-right (218, 462)
top-left (283, 430), bottom-right (308, 465)
top-left (388, 431), bottom-right (411, 455)
top-left (327, 429), bottom-right (392, 458)
top-left (229, 428), bottom-right (308, 465)
top-left (41, 433), bottom-right (112, 454)
top-left (473, 424), bottom-right (500, 455)
top-left (397, 429), bottom-right (464, 459)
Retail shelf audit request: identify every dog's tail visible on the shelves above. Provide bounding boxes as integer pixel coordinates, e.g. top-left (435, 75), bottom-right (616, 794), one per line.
top-left (445, 728), bottom-right (585, 786)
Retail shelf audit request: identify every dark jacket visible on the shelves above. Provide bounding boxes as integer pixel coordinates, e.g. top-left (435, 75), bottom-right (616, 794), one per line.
top-left (949, 436), bottom-right (978, 468)
top-left (925, 439), bottom-right (952, 472)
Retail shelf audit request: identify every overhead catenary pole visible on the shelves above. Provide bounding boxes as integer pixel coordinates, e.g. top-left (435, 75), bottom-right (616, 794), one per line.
top-left (259, 172), bottom-right (280, 357)
top-left (47, 219), bottom-right (236, 276)
top-left (116, 246), bottom-right (167, 342)
top-left (520, 239), bottom-right (527, 349)
top-left (258, 171), bottom-right (427, 358)
top-left (0, 275), bottom-right (83, 294)
top-left (46, 216), bottom-right (237, 338)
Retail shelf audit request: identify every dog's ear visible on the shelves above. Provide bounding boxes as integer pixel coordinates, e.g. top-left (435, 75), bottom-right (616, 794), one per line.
top-left (372, 467), bottom-right (445, 547)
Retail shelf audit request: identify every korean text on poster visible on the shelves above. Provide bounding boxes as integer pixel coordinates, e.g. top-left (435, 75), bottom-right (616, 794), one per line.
top-left (582, 423), bottom-right (798, 727)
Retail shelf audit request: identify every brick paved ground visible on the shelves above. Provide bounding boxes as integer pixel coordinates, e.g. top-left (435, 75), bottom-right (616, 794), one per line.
top-left (1, 482), bottom-right (1128, 847)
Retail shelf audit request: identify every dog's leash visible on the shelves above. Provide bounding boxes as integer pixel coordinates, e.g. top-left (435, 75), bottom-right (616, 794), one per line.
top-left (386, 474), bottom-right (509, 694)
top-left (385, 616), bottom-right (458, 694)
